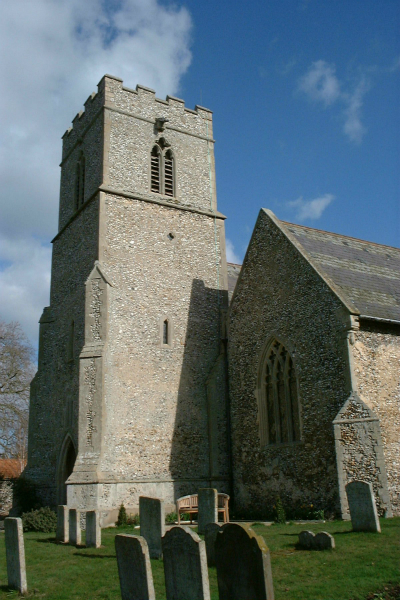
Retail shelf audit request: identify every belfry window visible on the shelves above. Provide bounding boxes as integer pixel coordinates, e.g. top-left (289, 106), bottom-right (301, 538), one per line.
top-left (151, 146), bottom-right (160, 193)
top-left (75, 153), bottom-right (86, 209)
top-left (258, 340), bottom-right (301, 447)
top-left (164, 150), bottom-right (174, 196)
top-left (150, 142), bottom-right (175, 197)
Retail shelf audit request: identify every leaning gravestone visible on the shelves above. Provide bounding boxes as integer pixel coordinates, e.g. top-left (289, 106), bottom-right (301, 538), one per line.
top-left (346, 480), bottom-right (381, 532)
top-left (69, 508), bottom-right (82, 545)
top-left (115, 534), bottom-right (155, 600)
top-left (162, 526), bottom-right (210, 600)
top-left (215, 523), bottom-right (274, 600)
top-left (298, 530), bottom-right (335, 550)
top-left (204, 522), bottom-right (222, 567)
top-left (198, 488), bottom-right (218, 534)
top-left (86, 510), bottom-right (101, 548)
top-left (4, 517), bottom-right (27, 594)
top-left (56, 505), bottom-right (69, 543)
top-left (139, 496), bottom-right (165, 559)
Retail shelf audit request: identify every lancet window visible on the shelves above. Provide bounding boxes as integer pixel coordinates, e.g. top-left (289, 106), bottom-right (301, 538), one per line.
top-left (150, 140), bottom-right (175, 197)
top-left (258, 340), bottom-right (301, 447)
top-left (75, 153), bottom-right (86, 209)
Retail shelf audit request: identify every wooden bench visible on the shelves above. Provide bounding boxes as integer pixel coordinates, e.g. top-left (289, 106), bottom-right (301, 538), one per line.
top-left (176, 493), bottom-right (230, 525)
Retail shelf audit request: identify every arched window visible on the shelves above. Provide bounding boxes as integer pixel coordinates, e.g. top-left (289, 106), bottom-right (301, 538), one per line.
top-left (151, 145), bottom-right (160, 193)
top-left (164, 149), bottom-right (174, 196)
top-left (150, 143), bottom-right (175, 197)
top-left (258, 339), bottom-right (301, 447)
top-left (75, 153), bottom-right (85, 209)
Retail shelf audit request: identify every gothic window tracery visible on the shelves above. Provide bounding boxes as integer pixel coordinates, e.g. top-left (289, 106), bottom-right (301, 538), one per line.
top-left (258, 339), bottom-right (301, 447)
top-left (150, 140), bottom-right (175, 197)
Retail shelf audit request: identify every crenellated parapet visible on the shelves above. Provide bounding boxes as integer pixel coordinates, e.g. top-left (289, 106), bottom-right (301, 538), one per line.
top-left (62, 74), bottom-right (213, 160)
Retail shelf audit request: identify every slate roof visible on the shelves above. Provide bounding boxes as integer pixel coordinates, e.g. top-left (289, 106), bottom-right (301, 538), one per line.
top-left (283, 221), bottom-right (400, 322)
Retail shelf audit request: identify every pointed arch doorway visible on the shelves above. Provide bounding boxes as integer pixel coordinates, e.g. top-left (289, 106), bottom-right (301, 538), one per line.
top-left (57, 435), bottom-right (76, 505)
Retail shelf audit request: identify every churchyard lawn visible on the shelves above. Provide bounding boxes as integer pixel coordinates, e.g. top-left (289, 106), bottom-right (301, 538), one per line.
top-left (0, 518), bottom-right (399, 599)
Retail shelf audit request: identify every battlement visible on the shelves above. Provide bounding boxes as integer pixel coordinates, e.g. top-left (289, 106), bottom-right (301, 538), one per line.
top-left (62, 74), bottom-right (213, 159)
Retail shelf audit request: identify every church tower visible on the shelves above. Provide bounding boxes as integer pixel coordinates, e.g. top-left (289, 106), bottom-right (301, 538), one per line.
top-left (27, 75), bottom-right (230, 521)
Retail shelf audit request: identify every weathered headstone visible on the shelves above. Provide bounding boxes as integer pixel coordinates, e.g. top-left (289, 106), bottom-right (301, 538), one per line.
top-left (139, 496), bottom-right (165, 559)
top-left (69, 508), bottom-right (82, 545)
top-left (204, 522), bottom-right (222, 567)
top-left (298, 530), bottom-right (314, 549)
top-left (314, 532), bottom-right (335, 550)
top-left (115, 534), bottom-right (155, 600)
top-left (162, 526), bottom-right (210, 600)
top-left (86, 510), bottom-right (101, 548)
top-left (56, 505), bottom-right (69, 543)
top-left (198, 488), bottom-right (217, 534)
top-left (215, 523), bottom-right (274, 600)
top-left (4, 517), bottom-right (27, 594)
top-left (346, 480), bottom-right (381, 532)
top-left (298, 530), bottom-right (335, 550)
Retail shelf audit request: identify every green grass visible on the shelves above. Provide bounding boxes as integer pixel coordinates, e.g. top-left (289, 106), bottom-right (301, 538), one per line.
top-left (0, 519), bottom-right (399, 599)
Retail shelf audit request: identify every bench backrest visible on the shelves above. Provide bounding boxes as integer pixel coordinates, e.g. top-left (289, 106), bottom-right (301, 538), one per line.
top-left (176, 493), bottom-right (230, 511)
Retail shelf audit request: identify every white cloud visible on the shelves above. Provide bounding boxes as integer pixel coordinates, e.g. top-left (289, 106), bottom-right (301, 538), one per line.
top-left (288, 194), bottom-right (335, 221)
top-left (225, 239), bottom-right (241, 264)
top-left (0, 0), bottom-right (192, 345)
top-left (298, 60), bottom-right (341, 106)
top-left (342, 77), bottom-right (370, 144)
top-left (298, 60), bottom-right (370, 144)
top-left (0, 235), bottom-right (52, 346)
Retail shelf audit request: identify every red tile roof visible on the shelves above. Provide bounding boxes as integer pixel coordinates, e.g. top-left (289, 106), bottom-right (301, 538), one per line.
top-left (0, 459), bottom-right (26, 479)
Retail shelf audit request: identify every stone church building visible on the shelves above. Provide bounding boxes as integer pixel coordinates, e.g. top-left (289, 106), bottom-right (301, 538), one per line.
top-left (26, 75), bottom-right (400, 523)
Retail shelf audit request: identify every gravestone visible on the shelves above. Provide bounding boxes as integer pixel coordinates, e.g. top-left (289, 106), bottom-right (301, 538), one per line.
top-left (86, 510), bottom-right (101, 548)
top-left (198, 488), bottom-right (218, 534)
top-left (346, 480), bottom-right (381, 532)
top-left (298, 530), bottom-right (314, 549)
top-left (115, 534), bottom-right (155, 600)
top-left (139, 496), bottom-right (165, 559)
top-left (215, 523), bottom-right (274, 600)
top-left (4, 517), bottom-right (27, 594)
top-left (204, 522), bottom-right (222, 567)
top-left (314, 532), bottom-right (335, 550)
top-left (162, 526), bottom-right (210, 600)
top-left (298, 531), bottom-right (335, 550)
top-left (56, 505), bottom-right (69, 543)
top-left (69, 508), bottom-right (82, 545)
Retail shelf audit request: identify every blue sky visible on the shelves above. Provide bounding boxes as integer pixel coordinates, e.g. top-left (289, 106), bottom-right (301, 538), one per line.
top-left (180, 0), bottom-right (399, 259)
top-left (0, 0), bottom-right (399, 345)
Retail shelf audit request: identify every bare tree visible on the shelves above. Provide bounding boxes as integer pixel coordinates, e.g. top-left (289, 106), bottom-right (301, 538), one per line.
top-left (0, 320), bottom-right (35, 461)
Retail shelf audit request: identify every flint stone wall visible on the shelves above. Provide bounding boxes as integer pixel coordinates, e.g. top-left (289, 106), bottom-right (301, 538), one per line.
top-left (26, 74), bottom-right (229, 514)
top-left (228, 210), bottom-right (350, 516)
top-left (26, 199), bottom-right (99, 505)
top-left (351, 324), bottom-right (400, 515)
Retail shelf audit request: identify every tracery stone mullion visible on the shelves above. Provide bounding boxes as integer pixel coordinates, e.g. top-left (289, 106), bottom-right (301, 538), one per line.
top-left (283, 353), bottom-right (294, 442)
top-left (272, 353), bottom-right (281, 444)
top-left (264, 359), bottom-right (275, 445)
top-left (276, 356), bottom-right (288, 442)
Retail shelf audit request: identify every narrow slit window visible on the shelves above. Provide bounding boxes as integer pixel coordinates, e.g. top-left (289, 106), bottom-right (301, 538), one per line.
top-left (164, 150), bottom-right (174, 197)
top-left (67, 320), bottom-right (75, 361)
top-left (75, 154), bottom-right (85, 209)
top-left (163, 319), bottom-right (169, 345)
top-left (151, 146), bottom-right (160, 193)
